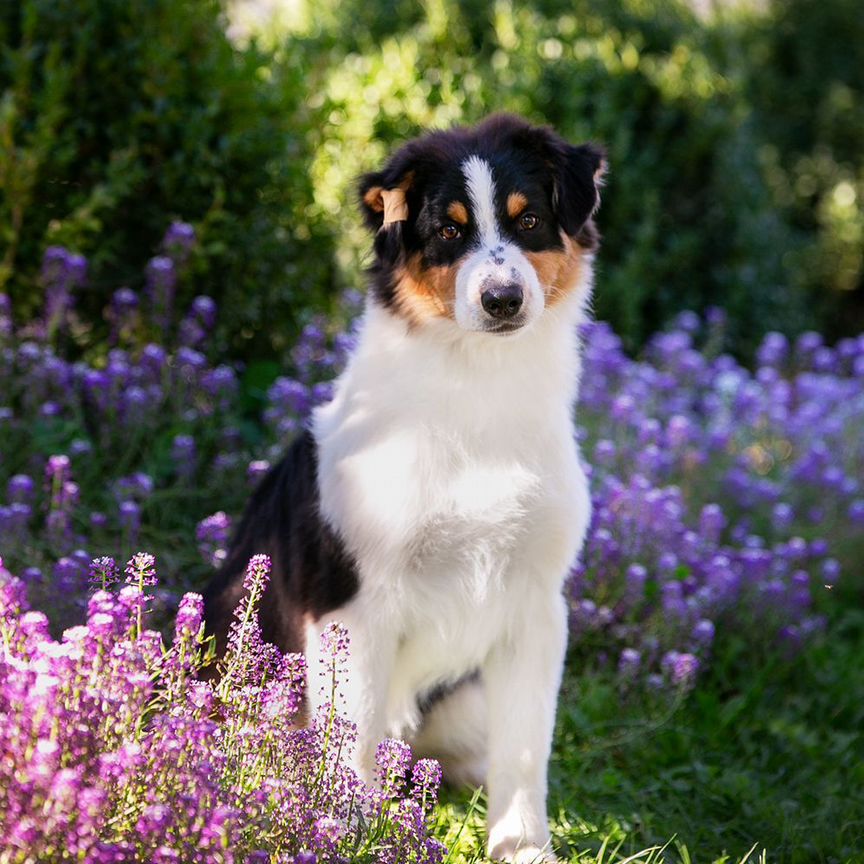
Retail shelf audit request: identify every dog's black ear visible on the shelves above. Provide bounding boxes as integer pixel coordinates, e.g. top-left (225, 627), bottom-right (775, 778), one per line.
top-left (358, 165), bottom-right (417, 265)
top-left (552, 141), bottom-right (607, 236)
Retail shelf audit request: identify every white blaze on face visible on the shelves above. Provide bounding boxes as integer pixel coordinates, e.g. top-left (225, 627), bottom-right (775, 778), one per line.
top-left (456, 156), bottom-right (545, 333)
top-left (463, 155), bottom-right (500, 249)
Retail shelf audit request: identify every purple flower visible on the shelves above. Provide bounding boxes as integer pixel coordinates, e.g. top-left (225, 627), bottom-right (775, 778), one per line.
top-left (196, 512), bottom-right (232, 567)
top-left (45, 454), bottom-right (71, 484)
top-left (172, 434), bottom-right (197, 477)
top-left (320, 621), bottom-right (350, 660)
top-left (617, 648), bottom-right (642, 678)
top-left (821, 558), bottom-right (840, 586)
top-left (112, 287), bottom-right (139, 313)
top-left (698, 503), bottom-right (726, 542)
top-left (137, 803), bottom-right (174, 837)
top-left (191, 295), bottom-right (217, 330)
top-left (119, 500), bottom-right (141, 537)
top-left (163, 221), bottom-right (196, 259)
top-left (7, 474), bottom-right (35, 503)
top-left (411, 758), bottom-right (443, 812)
top-left (247, 459), bottom-right (271, 487)
top-left (0, 291), bottom-right (12, 336)
top-left (175, 592), bottom-right (204, 638)
top-left (662, 651), bottom-right (700, 688)
top-left (242, 553), bottom-right (272, 596)
top-left (376, 738), bottom-right (413, 798)
top-left (89, 557), bottom-right (118, 588)
top-left (268, 377), bottom-right (310, 416)
top-left (145, 256), bottom-right (176, 328)
top-left (116, 474), bottom-right (156, 502)
top-left (125, 552), bottom-right (157, 587)
top-left (691, 619), bottom-right (715, 647)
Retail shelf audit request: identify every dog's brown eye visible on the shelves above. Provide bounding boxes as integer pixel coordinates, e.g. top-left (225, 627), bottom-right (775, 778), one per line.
top-left (439, 224), bottom-right (461, 241)
top-left (519, 213), bottom-right (539, 231)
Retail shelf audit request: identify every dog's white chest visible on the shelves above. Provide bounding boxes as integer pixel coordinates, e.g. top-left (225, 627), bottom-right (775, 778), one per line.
top-left (313, 304), bottom-right (589, 610)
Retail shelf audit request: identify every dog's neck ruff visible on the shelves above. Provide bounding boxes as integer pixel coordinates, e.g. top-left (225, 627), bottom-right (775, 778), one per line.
top-left (323, 279), bottom-right (592, 436)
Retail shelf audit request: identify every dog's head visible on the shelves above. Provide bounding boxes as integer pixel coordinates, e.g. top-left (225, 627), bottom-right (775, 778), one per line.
top-left (359, 114), bottom-right (606, 335)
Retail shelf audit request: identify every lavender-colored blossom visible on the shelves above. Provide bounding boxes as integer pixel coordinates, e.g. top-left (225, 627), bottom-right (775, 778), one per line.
top-left (247, 459), bottom-right (271, 487)
top-left (663, 651), bottom-right (700, 688)
top-left (163, 221), bottom-right (196, 261)
top-left (320, 621), bottom-right (350, 663)
top-left (172, 434), bottom-right (197, 477)
top-left (119, 500), bottom-right (141, 538)
top-left (618, 648), bottom-right (642, 678)
top-left (7, 473), bottom-right (35, 504)
top-left (45, 453), bottom-right (71, 484)
top-left (821, 558), bottom-right (840, 586)
top-left (0, 291), bottom-right (12, 337)
top-left (411, 758), bottom-right (443, 813)
top-left (125, 552), bottom-right (157, 587)
top-left (376, 738), bottom-right (413, 798)
top-left (145, 256), bottom-right (177, 329)
top-left (89, 557), bottom-right (118, 589)
top-left (268, 377), bottom-right (310, 416)
top-left (196, 511), bottom-right (232, 567)
top-left (115, 472), bottom-right (154, 501)
top-left (175, 592), bottom-right (204, 638)
top-left (191, 295), bottom-right (217, 330)
top-left (691, 619), bottom-right (716, 647)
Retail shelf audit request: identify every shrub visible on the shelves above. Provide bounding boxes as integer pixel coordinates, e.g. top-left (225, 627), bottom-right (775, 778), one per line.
top-left (0, 0), bottom-right (336, 361)
top-left (734, 0), bottom-right (864, 339)
top-left (3, 0), bottom-right (861, 360)
top-left (290, 0), bottom-right (815, 355)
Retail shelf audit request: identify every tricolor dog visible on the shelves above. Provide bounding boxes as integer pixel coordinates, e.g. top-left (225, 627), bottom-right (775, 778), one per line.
top-left (204, 114), bottom-right (605, 862)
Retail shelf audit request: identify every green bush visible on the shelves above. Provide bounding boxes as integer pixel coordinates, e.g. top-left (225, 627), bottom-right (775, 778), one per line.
top-left (2, 0), bottom-right (861, 361)
top-left (0, 0), bottom-right (336, 360)
top-left (291, 0), bottom-right (820, 353)
top-left (736, 0), bottom-right (864, 340)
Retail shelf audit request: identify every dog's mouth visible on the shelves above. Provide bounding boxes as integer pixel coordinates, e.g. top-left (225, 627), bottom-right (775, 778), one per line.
top-left (484, 319), bottom-right (528, 335)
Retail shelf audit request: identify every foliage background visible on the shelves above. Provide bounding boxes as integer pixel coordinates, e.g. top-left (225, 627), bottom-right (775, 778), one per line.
top-left (2, 0), bottom-right (863, 362)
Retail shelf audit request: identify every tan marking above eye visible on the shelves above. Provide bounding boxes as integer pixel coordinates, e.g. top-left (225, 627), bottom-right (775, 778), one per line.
top-left (447, 201), bottom-right (469, 225)
top-left (507, 192), bottom-right (528, 219)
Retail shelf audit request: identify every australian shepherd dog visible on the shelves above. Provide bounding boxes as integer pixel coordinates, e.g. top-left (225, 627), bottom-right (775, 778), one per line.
top-left (204, 114), bottom-right (605, 862)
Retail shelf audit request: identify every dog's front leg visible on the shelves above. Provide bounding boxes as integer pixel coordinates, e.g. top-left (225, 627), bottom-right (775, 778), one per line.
top-left (484, 593), bottom-right (568, 864)
top-left (303, 597), bottom-right (396, 785)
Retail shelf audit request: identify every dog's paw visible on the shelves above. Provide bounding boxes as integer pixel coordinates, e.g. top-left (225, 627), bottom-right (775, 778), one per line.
top-left (488, 841), bottom-right (560, 863)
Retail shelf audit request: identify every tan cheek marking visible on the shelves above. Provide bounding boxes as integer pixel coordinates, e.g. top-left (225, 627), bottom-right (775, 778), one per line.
top-left (390, 254), bottom-right (458, 326)
top-left (447, 201), bottom-right (469, 225)
top-left (507, 192), bottom-right (528, 219)
top-left (525, 234), bottom-right (585, 306)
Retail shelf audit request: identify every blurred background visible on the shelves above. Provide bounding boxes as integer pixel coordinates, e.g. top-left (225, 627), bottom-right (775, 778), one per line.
top-left (2, 0), bottom-right (862, 364)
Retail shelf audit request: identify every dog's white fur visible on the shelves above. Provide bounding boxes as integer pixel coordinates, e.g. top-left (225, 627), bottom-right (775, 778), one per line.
top-left (305, 157), bottom-right (594, 863)
top-left (455, 156), bottom-right (546, 333)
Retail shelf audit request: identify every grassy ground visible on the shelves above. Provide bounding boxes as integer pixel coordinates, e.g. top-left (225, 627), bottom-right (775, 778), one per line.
top-left (431, 608), bottom-right (864, 864)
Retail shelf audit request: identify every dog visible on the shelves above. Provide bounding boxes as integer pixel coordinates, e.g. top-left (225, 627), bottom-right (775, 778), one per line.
top-left (203, 113), bottom-right (605, 863)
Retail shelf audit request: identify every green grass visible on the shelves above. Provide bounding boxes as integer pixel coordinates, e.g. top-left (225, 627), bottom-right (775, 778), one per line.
top-left (432, 609), bottom-right (864, 863)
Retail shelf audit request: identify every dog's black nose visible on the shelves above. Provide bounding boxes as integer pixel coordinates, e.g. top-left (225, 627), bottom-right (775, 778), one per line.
top-left (481, 283), bottom-right (523, 319)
